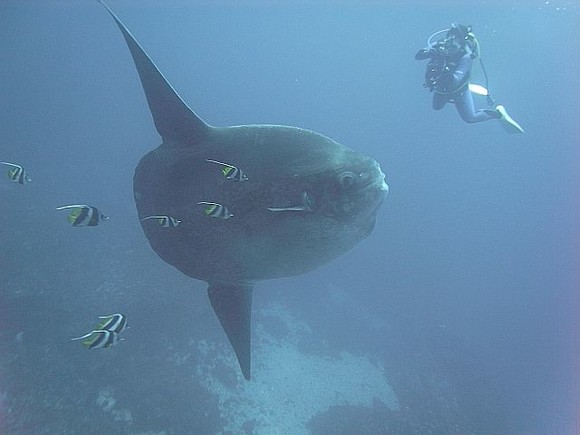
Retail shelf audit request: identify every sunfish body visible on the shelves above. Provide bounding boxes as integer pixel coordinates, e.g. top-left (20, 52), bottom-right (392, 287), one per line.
top-left (99, 2), bottom-right (389, 380)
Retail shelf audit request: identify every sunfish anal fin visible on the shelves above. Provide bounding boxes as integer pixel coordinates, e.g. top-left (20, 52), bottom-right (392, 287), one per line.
top-left (98, 1), bottom-right (210, 146)
top-left (207, 282), bottom-right (253, 380)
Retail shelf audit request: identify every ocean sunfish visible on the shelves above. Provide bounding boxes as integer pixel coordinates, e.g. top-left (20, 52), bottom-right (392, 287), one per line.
top-left (99, 2), bottom-right (388, 380)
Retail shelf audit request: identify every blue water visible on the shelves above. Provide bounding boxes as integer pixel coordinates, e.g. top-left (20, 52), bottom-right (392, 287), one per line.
top-left (1, 1), bottom-right (578, 434)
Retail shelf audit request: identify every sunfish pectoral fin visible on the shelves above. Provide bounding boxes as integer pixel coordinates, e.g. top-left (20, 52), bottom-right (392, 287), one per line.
top-left (207, 282), bottom-right (254, 380)
top-left (98, 1), bottom-right (211, 146)
top-left (267, 191), bottom-right (314, 213)
top-left (267, 206), bottom-right (309, 212)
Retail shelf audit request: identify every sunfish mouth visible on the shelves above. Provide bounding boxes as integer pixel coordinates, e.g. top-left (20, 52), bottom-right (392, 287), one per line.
top-left (367, 164), bottom-right (389, 212)
top-left (377, 171), bottom-right (389, 194)
top-left (352, 171), bottom-right (388, 220)
top-left (364, 161), bottom-right (389, 196)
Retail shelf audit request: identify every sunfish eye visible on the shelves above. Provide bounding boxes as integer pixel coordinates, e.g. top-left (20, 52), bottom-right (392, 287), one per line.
top-left (339, 172), bottom-right (357, 190)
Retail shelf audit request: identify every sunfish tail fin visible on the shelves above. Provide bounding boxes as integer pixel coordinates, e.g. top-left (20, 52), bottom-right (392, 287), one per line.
top-left (98, 1), bottom-right (211, 146)
top-left (207, 282), bottom-right (253, 380)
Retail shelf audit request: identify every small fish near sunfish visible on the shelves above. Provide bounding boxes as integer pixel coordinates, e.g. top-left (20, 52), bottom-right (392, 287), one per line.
top-left (94, 313), bottom-right (128, 334)
top-left (205, 159), bottom-right (249, 182)
top-left (0, 162), bottom-right (31, 185)
top-left (140, 215), bottom-right (181, 228)
top-left (71, 329), bottom-right (122, 349)
top-left (56, 204), bottom-right (109, 227)
top-left (197, 201), bottom-right (233, 219)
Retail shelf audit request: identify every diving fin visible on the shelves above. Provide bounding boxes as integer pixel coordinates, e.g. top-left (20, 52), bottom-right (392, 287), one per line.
top-left (496, 105), bottom-right (525, 134)
top-left (207, 282), bottom-right (254, 380)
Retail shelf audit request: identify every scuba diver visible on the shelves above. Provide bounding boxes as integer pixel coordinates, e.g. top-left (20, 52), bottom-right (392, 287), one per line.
top-left (415, 23), bottom-right (524, 134)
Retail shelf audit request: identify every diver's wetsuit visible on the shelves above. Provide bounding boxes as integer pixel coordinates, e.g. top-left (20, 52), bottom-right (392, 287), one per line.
top-left (417, 48), bottom-right (499, 124)
top-left (432, 53), bottom-right (498, 123)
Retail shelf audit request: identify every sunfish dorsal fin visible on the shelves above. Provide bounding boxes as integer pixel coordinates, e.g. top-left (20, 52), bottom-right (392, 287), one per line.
top-left (207, 282), bottom-right (253, 380)
top-left (99, 1), bottom-right (210, 146)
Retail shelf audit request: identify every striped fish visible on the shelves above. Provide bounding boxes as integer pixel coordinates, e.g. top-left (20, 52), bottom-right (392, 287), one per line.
top-left (0, 162), bottom-right (31, 184)
top-left (56, 204), bottom-right (109, 227)
top-left (197, 201), bottom-right (233, 219)
top-left (205, 159), bottom-right (248, 182)
top-left (71, 330), bottom-right (121, 349)
top-left (95, 313), bottom-right (127, 333)
top-left (140, 215), bottom-right (181, 228)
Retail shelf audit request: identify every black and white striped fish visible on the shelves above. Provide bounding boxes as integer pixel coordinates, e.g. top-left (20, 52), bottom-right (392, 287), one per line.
top-left (205, 159), bottom-right (248, 182)
top-left (94, 313), bottom-right (128, 333)
top-left (140, 215), bottom-right (181, 228)
top-left (71, 330), bottom-right (121, 349)
top-left (56, 204), bottom-right (109, 227)
top-left (0, 162), bottom-right (31, 184)
top-left (198, 201), bottom-right (233, 219)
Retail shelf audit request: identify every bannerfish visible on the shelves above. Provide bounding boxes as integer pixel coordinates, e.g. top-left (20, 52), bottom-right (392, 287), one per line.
top-left (197, 201), bottom-right (233, 219)
top-left (71, 330), bottom-right (121, 349)
top-left (205, 159), bottom-right (249, 182)
top-left (99, 2), bottom-right (388, 380)
top-left (141, 215), bottom-right (181, 228)
top-left (0, 162), bottom-right (31, 184)
top-left (56, 204), bottom-right (109, 227)
top-left (94, 313), bottom-right (128, 334)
